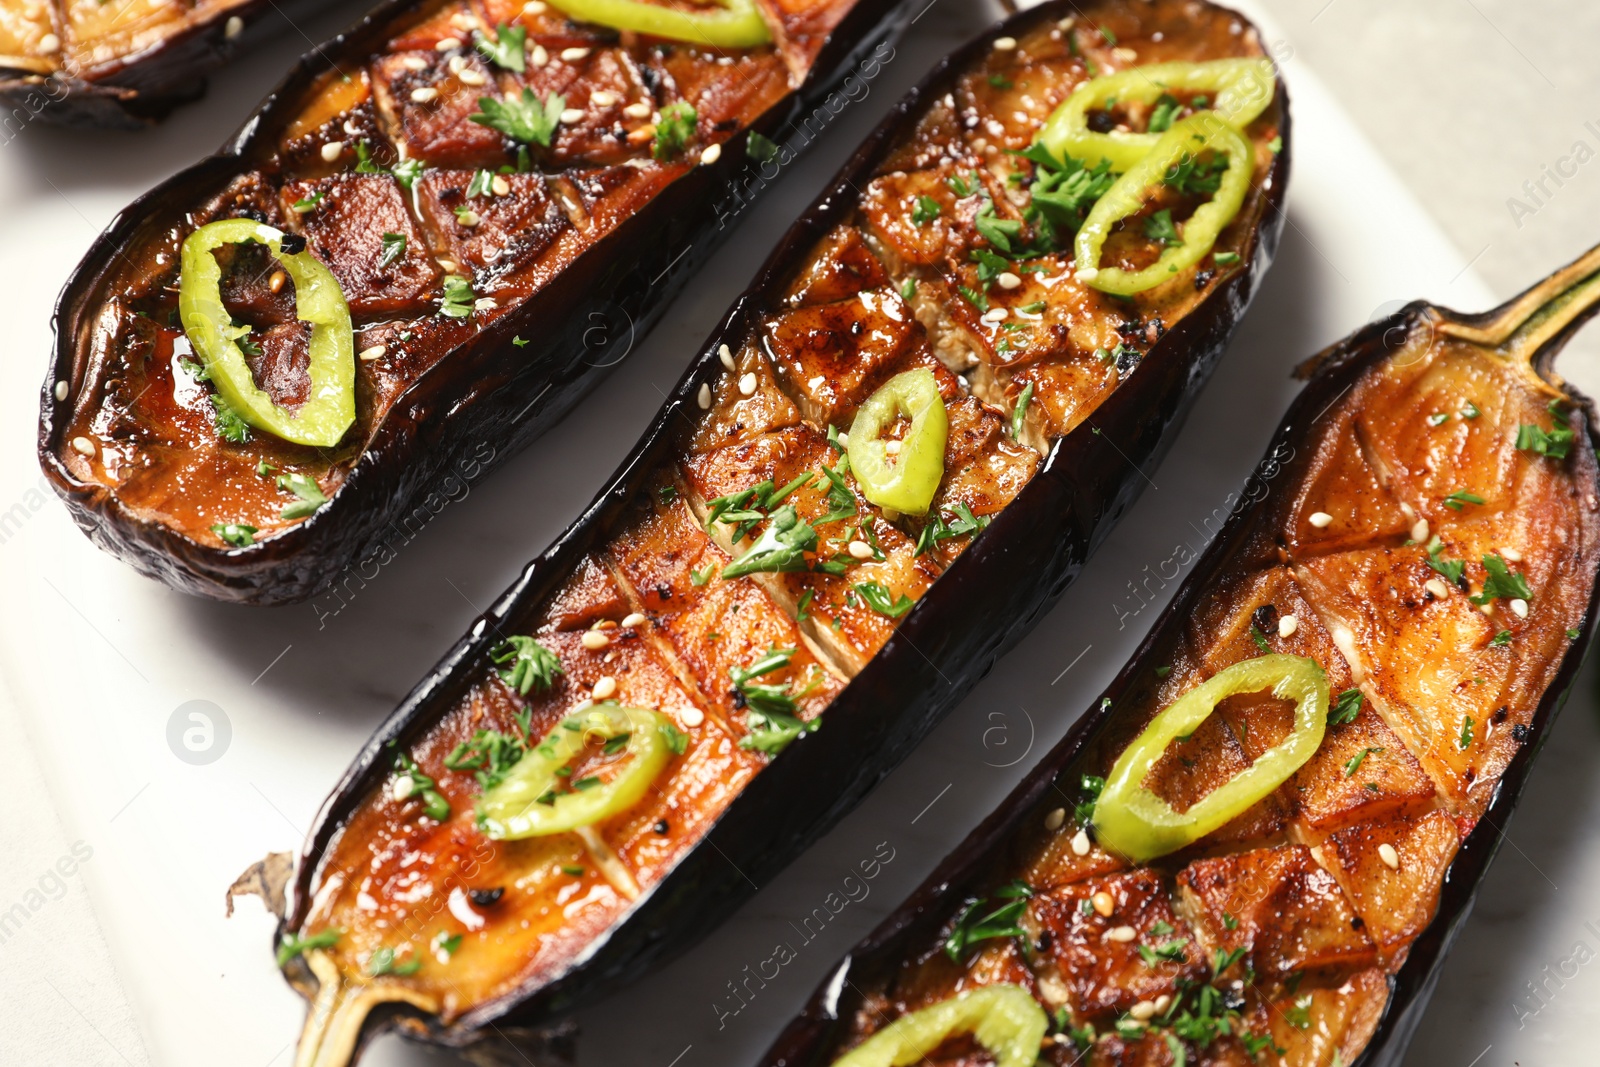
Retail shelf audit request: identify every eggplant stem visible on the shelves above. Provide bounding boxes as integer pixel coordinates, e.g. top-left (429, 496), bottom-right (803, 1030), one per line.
top-left (575, 825), bottom-right (641, 901)
top-left (294, 950), bottom-right (438, 1067)
top-left (1438, 240), bottom-right (1600, 397)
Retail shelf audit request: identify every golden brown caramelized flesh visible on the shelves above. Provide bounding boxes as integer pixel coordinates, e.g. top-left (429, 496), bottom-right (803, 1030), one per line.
top-left (292, 0), bottom-right (1285, 1034)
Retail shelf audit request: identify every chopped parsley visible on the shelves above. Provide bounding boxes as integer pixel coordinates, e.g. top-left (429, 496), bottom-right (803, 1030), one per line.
top-left (512, 335), bottom-right (529, 347)
top-left (914, 501), bottom-right (990, 555)
top-left (690, 564), bottom-right (715, 586)
top-left (1146, 92), bottom-right (1180, 133)
top-left (947, 171), bottom-right (980, 198)
top-left (653, 101), bottom-right (698, 160)
top-left (1284, 994), bottom-right (1312, 1030)
top-left (1443, 490), bottom-right (1485, 511)
top-left (367, 946), bottom-right (421, 977)
top-left (439, 274), bottom-right (476, 318)
top-left (1137, 937), bottom-right (1190, 967)
top-left (1491, 629), bottom-right (1512, 647)
top-left (474, 23), bottom-right (526, 72)
top-left (855, 581), bottom-right (913, 618)
top-left (660, 721), bottom-right (688, 755)
top-left (944, 880), bottom-right (1032, 961)
top-left (1458, 715), bottom-right (1474, 750)
top-left (211, 522), bottom-right (256, 548)
top-left (1427, 412), bottom-right (1449, 427)
top-left (491, 634), bottom-right (563, 695)
top-left (1329, 688), bottom-right (1363, 725)
top-left (958, 284), bottom-right (989, 312)
top-left (1019, 141), bottom-right (1115, 244)
top-left (975, 199), bottom-right (1023, 252)
top-left (911, 195), bottom-right (942, 226)
top-left (276, 472), bottom-right (327, 520)
top-left (1073, 773), bottom-right (1105, 825)
top-left (276, 928), bottom-right (340, 967)
top-left (1249, 625), bottom-right (1271, 652)
top-left (211, 395), bottom-right (252, 443)
top-left (391, 748), bottom-right (450, 821)
top-left (730, 647), bottom-right (817, 754)
top-left (747, 130), bottom-right (779, 163)
top-left (392, 157), bottom-right (425, 190)
top-left (1425, 535), bottom-right (1465, 586)
top-left (1011, 381), bottom-right (1035, 440)
top-left (1164, 151), bottom-right (1227, 196)
top-left (1569, 627), bottom-right (1583, 641)
top-left (988, 73), bottom-right (1013, 89)
top-left (1461, 400), bottom-right (1481, 419)
top-left (378, 231), bottom-right (407, 268)
top-left (722, 505), bottom-right (820, 579)
top-left (465, 169), bottom-right (494, 198)
top-left (1516, 406), bottom-right (1575, 460)
top-left (1343, 746), bottom-right (1380, 777)
top-left (1469, 553), bottom-right (1531, 606)
top-left (1143, 208), bottom-right (1181, 247)
top-left (432, 932), bottom-right (462, 958)
top-left (471, 88), bottom-right (564, 146)
top-left (445, 727), bottom-right (528, 791)
top-left (292, 190), bottom-right (324, 214)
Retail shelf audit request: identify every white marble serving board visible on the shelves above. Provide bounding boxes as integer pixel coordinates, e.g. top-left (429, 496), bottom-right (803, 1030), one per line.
top-left (0, 2), bottom-right (1594, 1066)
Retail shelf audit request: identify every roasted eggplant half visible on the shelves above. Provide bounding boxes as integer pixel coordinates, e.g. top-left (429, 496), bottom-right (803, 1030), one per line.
top-left (39, 0), bottom-right (911, 604)
top-left (759, 246), bottom-right (1600, 1067)
top-left (267, 2), bottom-right (1288, 1062)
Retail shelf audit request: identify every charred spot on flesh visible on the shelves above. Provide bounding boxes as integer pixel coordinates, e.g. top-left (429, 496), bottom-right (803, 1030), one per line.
top-left (469, 887), bottom-right (505, 907)
top-left (1194, 268), bottom-right (1215, 290)
top-left (1512, 723), bottom-right (1530, 743)
top-left (1493, 705), bottom-right (1509, 724)
top-left (654, 820), bottom-right (669, 835)
top-left (1251, 604), bottom-right (1277, 631)
top-left (1088, 110), bottom-right (1116, 133)
top-left (278, 233), bottom-right (308, 256)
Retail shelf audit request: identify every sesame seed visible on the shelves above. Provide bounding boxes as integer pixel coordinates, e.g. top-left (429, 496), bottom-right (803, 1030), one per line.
top-left (1278, 615), bottom-right (1298, 638)
top-left (491, 175), bottom-right (510, 196)
top-left (622, 612), bottom-right (646, 628)
top-left (402, 56), bottom-right (428, 71)
top-left (392, 774), bottom-right (415, 801)
top-left (473, 297), bottom-right (497, 312)
top-left (1075, 267), bottom-right (1099, 283)
top-left (320, 140), bottom-right (344, 162)
top-left (1044, 807), bottom-right (1065, 830)
top-left (623, 101), bottom-right (652, 119)
top-left (457, 209), bottom-right (481, 227)
top-left (523, 0), bottom-right (546, 12)
top-left (718, 343), bottom-right (735, 370)
top-left (458, 68), bottom-right (487, 86)
top-left (224, 16), bottom-right (243, 39)
top-left (592, 676), bottom-right (618, 700)
top-left (884, 440), bottom-right (902, 456)
top-left (1106, 925), bottom-right (1136, 943)
top-left (997, 271), bottom-right (1022, 289)
top-left (701, 143), bottom-right (722, 165)
top-left (696, 383), bottom-right (711, 410)
top-left (1510, 598), bottom-right (1529, 618)
top-left (438, 258), bottom-right (459, 273)
top-left (807, 375), bottom-right (825, 390)
top-left (359, 344), bottom-right (387, 361)
top-left (54, 381), bottom-right (68, 401)
top-left (70, 436), bottom-right (94, 456)
top-left (410, 87), bottom-right (439, 103)
top-left (38, 32), bottom-right (59, 54)
top-left (560, 46), bottom-right (590, 62)
top-left (848, 540), bottom-right (873, 560)
top-left (1378, 843), bottom-right (1400, 869)
top-left (1309, 511), bottom-right (1333, 528)
top-left (269, 271), bottom-right (286, 293)
top-left (1154, 995), bottom-right (1172, 1014)
top-left (1091, 891), bottom-right (1114, 917)
top-left (681, 706), bottom-right (705, 727)
top-left (448, 54), bottom-right (466, 73)
top-left (738, 372), bottom-right (757, 396)
top-left (993, 35), bottom-right (1018, 51)
top-left (1128, 1001), bottom-right (1156, 1021)
top-left (982, 307), bottom-right (1008, 323)
top-left (581, 631), bottom-right (609, 650)
top-left (436, 36), bottom-right (461, 50)
top-left (1501, 546), bottom-right (1523, 562)
top-left (1424, 578), bottom-right (1449, 599)
top-left (590, 90), bottom-right (617, 107)
top-left (530, 44), bottom-right (548, 67)
top-left (559, 107), bottom-right (585, 124)
top-left (1112, 46), bottom-right (1138, 63)
top-left (1410, 518), bottom-right (1429, 543)
top-left (1070, 828), bottom-right (1090, 856)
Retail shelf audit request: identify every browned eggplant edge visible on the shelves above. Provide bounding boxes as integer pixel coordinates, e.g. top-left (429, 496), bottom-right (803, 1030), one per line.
top-left (37, 0), bottom-right (918, 605)
top-left (0, 0), bottom-right (326, 129)
top-left (277, 0), bottom-right (1289, 1049)
top-left (754, 296), bottom-right (1600, 1067)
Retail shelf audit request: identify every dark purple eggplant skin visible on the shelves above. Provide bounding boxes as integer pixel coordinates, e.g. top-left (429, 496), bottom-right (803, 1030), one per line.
top-left (753, 298), bottom-right (1600, 1067)
top-left (37, 0), bottom-right (917, 606)
top-left (0, 0), bottom-right (326, 128)
top-left (278, 1), bottom-right (1290, 1049)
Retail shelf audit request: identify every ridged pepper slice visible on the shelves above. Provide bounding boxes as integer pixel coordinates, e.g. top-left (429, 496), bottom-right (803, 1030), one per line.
top-left (177, 219), bottom-right (356, 448)
top-left (545, 0), bottom-right (772, 48)
top-left (830, 984), bottom-right (1047, 1067)
top-left (1092, 654), bottom-right (1329, 862)
top-left (847, 368), bottom-right (948, 516)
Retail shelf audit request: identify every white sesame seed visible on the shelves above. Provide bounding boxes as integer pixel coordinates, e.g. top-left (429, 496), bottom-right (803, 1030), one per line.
top-left (696, 383), bottom-right (712, 410)
top-left (997, 271), bottom-right (1022, 290)
top-left (224, 16), bottom-right (243, 40)
top-left (410, 87), bottom-right (439, 103)
top-left (559, 107), bottom-right (585, 124)
top-left (1378, 843), bottom-right (1400, 869)
top-left (581, 630), bottom-right (609, 650)
top-left (1501, 546), bottom-right (1523, 562)
top-left (1510, 598), bottom-right (1529, 618)
top-left (622, 612), bottom-right (647, 628)
top-left (1112, 46), bottom-right (1138, 63)
top-left (993, 36), bottom-right (1018, 51)
top-left (681, 706), bottom-right (704, 727)
top-left (623, 101), bottom-right (652, 119)
top-left (848, 540), bottom-right (873, 560)
top-left (718, 343), bottom-right (735, 370)
top-left (320, 140), bottom-right (344, 162)
top-left (54, 381), bottom-right (68, 401)
top-left (592, 676), bottom-right (618, 700)
top-left (343, 119), bottom-right (362, 136)
top-left (1424, 578), bottom-right (1449, 600)
top-left (1154, 994), bottom-right (1173, 1013)
top-left (1070, 828), bottom-right (1091, 856)
top-left (448, 54), bottom-right (466, 73)
top-left (458, 68), bottom-right (487, 86)
top-left (1075, 267), bottom-right (1099, 283)
top-left (1128, 1001), bottom-right (1156, 1021)
top-left (700, 143), bottom-right (722, 165)
top-left (473, 297), bottom-right (497, 312)
top-left (436, 36), bottom-right (461, 50)
top-left (1400, 502), bottom-right (1417, 522)
top-left (1278, 615), bottom-right (1298, 638)
top-left (523, 0), bottom-right (547, 12)
top-left (70, 436), bottom-right (94, 456)
top-left (884, 440), bottom-right (902, 456)
top-left (457, 209), bottom-right (481, 227)
top-left (982, 307), bottom-right (1008, 323)
top-left (359, 344), bottom-right (387, 361)
top-left (560, 46), bottom-right (590, 62)
top-left (438, 258), bottom-right (459, 273)
top-left (1309, 511), bottom-right (1333, 528)
top-left (1411, 518), bottom-right (1429, 543)
top-left (1044, 807), bottom-right (1065, 831)
top-left (491, 175), bottom-right (510, 196)
top-left (807, 375), bottom-right (826, 391)
top-left (392, 774), bottom-right (415, 801)
top-left (738, 372), bottom-right (757, 396)
top-left (38, 32), bottom-right (59, 54)
top-left (1091, 891), bottom-right (1114, 917)
top-left (269, 271), bottom-right (286, 293)
top-left (1106, 925), bottom-right (1136, 943)
top-left (530, 44), bottom-right (548, 67)
top-left (402, 56), bottom-right (428, 71)
top-left (590, 90), bottom-right (617, 107)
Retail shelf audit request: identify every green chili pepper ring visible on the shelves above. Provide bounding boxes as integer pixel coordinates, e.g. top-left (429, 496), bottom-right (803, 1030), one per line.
top-left (847, 368), bottom-right (949, 516)
top-left (829, 983), bottom-right (1048, 1067)
top-left (1091, 654), bottom-right (1329, 863)
top-left (545, 0), bottom-right (772, 49)
top-left (178, 218), bottom-right (356, 448)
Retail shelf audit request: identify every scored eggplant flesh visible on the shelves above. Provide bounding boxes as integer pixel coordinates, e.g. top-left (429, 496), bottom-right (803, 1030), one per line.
top-left (275, 2), bottom-right (1288, 1062)
top-left (761, 250), bottom-right (1600, 1067)
top-left (41, 0), bottom-right (903, 603)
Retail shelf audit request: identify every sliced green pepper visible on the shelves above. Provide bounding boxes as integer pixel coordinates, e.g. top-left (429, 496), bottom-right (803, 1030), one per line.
top-left (1037, 57), bottom-right (1275, 172)
top-left (847, 369), bottom-right (948, 516)
top-left (1091, 654), bottom-right (1329, 863)
top-left (1073, 113), bottom-right (1254, 296)
top-left (544, 0), bottom-right (771, 49)
top-left (178, 219), bottom-right (355, 448)
top-left (830, 984), bottom-right (1047, 1067)
top-left (478, 705), bottom-right (673, 839)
